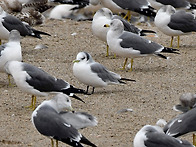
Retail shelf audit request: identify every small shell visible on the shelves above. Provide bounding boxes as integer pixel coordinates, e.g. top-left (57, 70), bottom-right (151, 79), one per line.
top-left (34, 44), bottom-right (48, 50)
top-left (117, 108), bottom-right (133, 113)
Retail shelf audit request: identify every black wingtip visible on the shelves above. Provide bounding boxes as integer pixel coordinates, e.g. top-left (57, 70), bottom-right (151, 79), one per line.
top-left (162, 47), bottom-right (180, 54)
top-left (190, 3), bottom-right (196, 9)
top-left (140, 29), bottom-right (156, 36)
top-left (70, 94), bottom-right (85, 103)
top-left (156, 53), bottom-right (168, 59)
top-left (135, 7), bottom-right (156, 18)
top-left (120, 78), bottom-right (136, 82)
top-left (62, 85), bottom-right (86, 95)
top-left (31, 29), bottom-right (51, 39)
top-left (80, 135), bottom-right (97, 147)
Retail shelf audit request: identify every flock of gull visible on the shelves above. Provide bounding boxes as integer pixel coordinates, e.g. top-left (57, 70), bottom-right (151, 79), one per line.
top-left (0, 0), bottom-right (195, 146)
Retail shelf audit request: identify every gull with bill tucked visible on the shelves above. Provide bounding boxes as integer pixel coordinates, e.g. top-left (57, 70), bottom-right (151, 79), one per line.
top-left (105, 19), bottom-right (179, 71)
top-left (134, 125), bottom-right (194, 147)
top-left (73, 52), bottom-right (135, 94)
top-left (32, 93), bottom-right (97, 147)
top-left (154, 5), bottom-right (196, 48)
top-left (173, 93), bottom-right (196, 113)
top-left (4, 60), bottom-right (85, 110)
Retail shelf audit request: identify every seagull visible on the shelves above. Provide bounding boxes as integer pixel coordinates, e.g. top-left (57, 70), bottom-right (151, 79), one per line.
top-left (134, 125), bottom-right (194, 147)
top-left (0, 6), bottom-right (50, 44)
top-left (92, 7), bottom-right (157, 56)
top-left (104, 19), bottom-right (179, 71)
top-left (73, 52), bottom-right (136, 94)
top-left (164, 105), bottom-right (196, 145)
top-left (98, 0), bottom-right (156, 21)
top-left (32, 93), bottom-right (97, 147)
top-left (154, 5), bottom-right (196, 48)
top-left (4, 60), bottom-right (86, 110)
top-left (0, 30), bottom-right (22, 84)
top-left (173, 93), bottom-right (196, 113)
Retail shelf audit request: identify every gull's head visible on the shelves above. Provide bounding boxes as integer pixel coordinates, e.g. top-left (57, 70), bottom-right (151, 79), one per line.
top-left (73, 52), bottom-right (94, 64)
top-left (53, 93), bottom-right (73, 112)
top-left (106, 19), bottom-right (124, 33)
top-left (180, 93), bottom-right (196, 108)
top-left (9, 30), bottom-right (21, 42)
top-left (133, 125), bottom-right (157, 147)
top-left (159, 5), bottom-right (176, 15)
top-left (94, 8), bottom-right (113, 19)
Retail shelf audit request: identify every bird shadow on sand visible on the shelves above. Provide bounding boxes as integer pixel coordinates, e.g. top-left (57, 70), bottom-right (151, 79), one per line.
top-left (130, 65), bottom-right (169, 73)
top-left (114, 65), bottom-right (170, 74)
top-left (89, 86), bottom-right (135, 95)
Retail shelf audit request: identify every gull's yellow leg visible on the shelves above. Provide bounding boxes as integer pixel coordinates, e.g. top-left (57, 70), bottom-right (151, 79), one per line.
top-left (122, 58), bottom-right (128, 70)
top-left (193, 134), bottom-right (195, 145)
top-left (177, 36), bottom-right (180, 48)
top-left (113, 53), bottom-right (116, 59)
top-left (170, 36), bottom-right (174, 47)
top-left (123, 11), bottom-right (131, 21)
top-left (0, 39), bottom-right (1, 45)
top-left (8, 74), bottom-right (12, 86)
top-left (127, 11), bottom-right (131, 22)
top-left (25, 95), bottom-right (36, 110)
top-left (29, 95), bottom-right (34, 109)
top-left (106, 45), bottom-right (109, 57)
top-left (129, 59), bottom-right (134, 72)
top-left (56, 140), bottom-right (58, 147)
top-left (33, 95), bottom-right (36, 110)
top-left (51, 139), bottom-right (54, 147)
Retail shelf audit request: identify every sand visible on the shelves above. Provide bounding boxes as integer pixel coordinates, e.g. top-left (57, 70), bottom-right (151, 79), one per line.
top-left (0, 18), bottom-right (195, 147)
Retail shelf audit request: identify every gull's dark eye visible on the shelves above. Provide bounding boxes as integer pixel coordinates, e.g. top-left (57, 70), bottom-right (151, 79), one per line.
top-left (67, 99), bottom-right (70, 102)
top-left (81, 57), bottom-right (85, 60)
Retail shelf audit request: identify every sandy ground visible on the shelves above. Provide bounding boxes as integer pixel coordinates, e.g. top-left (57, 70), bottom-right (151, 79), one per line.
top-left (0, 18), bottom-right (195, 147)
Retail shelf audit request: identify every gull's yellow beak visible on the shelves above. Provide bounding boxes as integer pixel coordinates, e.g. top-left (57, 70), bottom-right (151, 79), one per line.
top-left (104, 24), bottom-right (110, 27)
top-left (66, 105), bottom-right (74, 111)
top-left (73, 60), bottom-right (80, 63)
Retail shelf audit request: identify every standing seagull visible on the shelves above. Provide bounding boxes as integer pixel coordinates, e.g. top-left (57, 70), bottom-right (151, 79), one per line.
top-left (133, 125), bottom-right (194, 147)
top-left (98, 0), bottom-right (156, 21)
top-left (73, 52), bottom-right (135, 94)
top-left (0, 30), bottom-right (21, 84)
top-left (92, 8), bottom-right (156, 56)
top-left (154, 5), bottom-right (196, 48)
top-left (4, 60), bottom-right (85, 110)
top-left (32, 93), bottom-right (97, 147)
top-left (0, 6), bottom-right (50, 44)
top-left (105, 19), bottom-right (179, 71)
